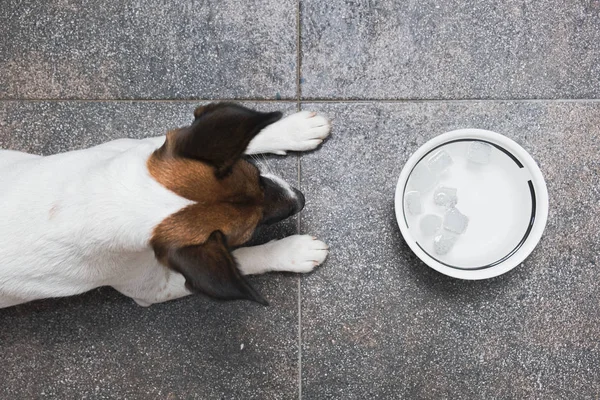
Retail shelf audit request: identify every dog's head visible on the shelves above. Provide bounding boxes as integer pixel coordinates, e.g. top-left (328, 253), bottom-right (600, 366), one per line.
top-left (148, 103), bottom-right (304, 305)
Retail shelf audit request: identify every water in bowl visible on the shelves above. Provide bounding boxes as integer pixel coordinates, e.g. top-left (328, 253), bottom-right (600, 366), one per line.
top-left (403, 140), bottom-right (533, 269)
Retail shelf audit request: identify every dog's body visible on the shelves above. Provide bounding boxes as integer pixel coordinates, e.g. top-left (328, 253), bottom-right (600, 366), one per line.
top-left (0, 104), bottom-right (330, 308)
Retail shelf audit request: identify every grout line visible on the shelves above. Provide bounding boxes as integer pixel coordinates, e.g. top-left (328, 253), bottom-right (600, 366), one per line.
top-left (296, 0), bottom-right (302, 399)
top-left (296, 0), bottom-right (302, 102)
top-left (296, 153), bottom-right (303, 400)
top-left (1, 98), bottom-right (599, 104)
top-left (296, 177), bottom-right (302, 400)
top-left (300, 98), bottom-right (600, 103)
top-left (0, 98), bottom-right (298, 103)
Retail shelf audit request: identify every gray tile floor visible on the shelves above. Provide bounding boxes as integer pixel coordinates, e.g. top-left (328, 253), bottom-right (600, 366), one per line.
top-left (1, 1), bottom-right (599, 399)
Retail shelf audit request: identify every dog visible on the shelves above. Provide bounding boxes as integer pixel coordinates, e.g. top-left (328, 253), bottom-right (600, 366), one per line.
top-left (0, 103), bottom-right (330, 308)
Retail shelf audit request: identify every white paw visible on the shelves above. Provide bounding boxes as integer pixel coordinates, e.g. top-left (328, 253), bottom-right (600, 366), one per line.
top-left (134, 298), bottom-right (152, 307)
top-left (271, 234), bottom-right (329, 273)
top-left (260, 111), bottom-right (331, 155)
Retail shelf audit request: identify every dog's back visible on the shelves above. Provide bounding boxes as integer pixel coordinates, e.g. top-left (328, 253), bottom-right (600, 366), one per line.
top-left (0, 139), bottom-right (189, 307)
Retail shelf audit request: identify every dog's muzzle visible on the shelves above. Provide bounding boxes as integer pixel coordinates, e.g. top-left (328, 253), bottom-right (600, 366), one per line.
top-left (291, 187), bottom-right (305, 214)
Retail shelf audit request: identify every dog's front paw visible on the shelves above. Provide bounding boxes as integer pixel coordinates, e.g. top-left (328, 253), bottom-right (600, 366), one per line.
top-left (270, 111), bottom-right (331, 154)
top-left (272, 234), bottom-right (329, 273)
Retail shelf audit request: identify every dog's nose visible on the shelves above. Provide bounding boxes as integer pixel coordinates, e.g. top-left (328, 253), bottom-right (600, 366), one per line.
top-left (292, 188), bottom-right (305, 213)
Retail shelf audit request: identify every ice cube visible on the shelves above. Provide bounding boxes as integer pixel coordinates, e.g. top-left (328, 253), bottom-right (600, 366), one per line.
top-left (467, 141), bottom-right (492, 164)
top-left (434, 231), bottom-right (458, 255)
top-left (408, 165), bottom-right (437, 193)
top-left (420, 214), bottom-right (442, 236)
top-left (433, 186), bottom-right (458, 208)
top-left (427, 150), bottom-right (453, 175)
top-left (405, 191), bottom-right (422, 215)
top-left (443, 207), bottom-right (469, 234)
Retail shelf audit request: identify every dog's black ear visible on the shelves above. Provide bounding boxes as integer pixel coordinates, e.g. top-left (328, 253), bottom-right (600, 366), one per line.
top-left (172, 103), bottom-right (282, 178)
top-left (167, 231), bottom-right (268, 306)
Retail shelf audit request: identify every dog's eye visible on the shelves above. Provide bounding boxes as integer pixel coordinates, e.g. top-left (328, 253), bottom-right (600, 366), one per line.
top-left (258, 176), bottom-right (266, 189)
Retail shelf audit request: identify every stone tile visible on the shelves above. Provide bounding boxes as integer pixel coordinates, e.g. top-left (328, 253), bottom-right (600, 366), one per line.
top-left (300, 102), bottom-right (600, 399)
top-left (301, 0), bottom-right (600, 99)
top-left (0, 101), bottom-right (301, 399)
top-left (0, 101), bottom-right (297, 155)
top-left (0, 0), bottom-right (297, 99)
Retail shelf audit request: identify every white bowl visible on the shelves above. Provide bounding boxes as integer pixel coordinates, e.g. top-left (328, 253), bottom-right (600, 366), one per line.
top-left (394, 129), bottom-right (549, 280)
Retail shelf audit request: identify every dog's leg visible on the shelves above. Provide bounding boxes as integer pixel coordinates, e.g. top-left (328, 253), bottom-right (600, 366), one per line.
top-left (245, 111), bottom-right (331, 155)
top-left (112, 264), bottom-right (191, 307)
top-left (0, 294), bottom-right (27, 309)
top-left (114, 235), bottom-right (328, 306)
top-left (233, 235), bottom-right (329, 275)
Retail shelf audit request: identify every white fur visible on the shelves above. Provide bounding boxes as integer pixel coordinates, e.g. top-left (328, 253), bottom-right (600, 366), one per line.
top-left (234, 235), bottom-right (329, 275)
top-left (246, 111), bottom-right (330, 155)
top-left (0, 111), bottom-right (330, 308)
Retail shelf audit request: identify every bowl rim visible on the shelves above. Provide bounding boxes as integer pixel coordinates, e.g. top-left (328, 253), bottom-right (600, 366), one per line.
top-left (394, 128), bottom-right (549, 280)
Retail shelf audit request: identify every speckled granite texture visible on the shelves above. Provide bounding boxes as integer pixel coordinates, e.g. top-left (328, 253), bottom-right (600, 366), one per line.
top-left (300, 102), bottom-right (600, 399)
top-left (0, 102), bottom-right (300, 400)
top-left (301, 0), bottom-right (600, 99)
top-left (1, 0), bottom-right (600, 399)
top-left (0, 0), bottom-right (297, 99)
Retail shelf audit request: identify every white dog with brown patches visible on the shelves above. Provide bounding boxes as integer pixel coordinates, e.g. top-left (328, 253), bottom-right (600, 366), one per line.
top-left (0, 103), bottom-right (330, 309)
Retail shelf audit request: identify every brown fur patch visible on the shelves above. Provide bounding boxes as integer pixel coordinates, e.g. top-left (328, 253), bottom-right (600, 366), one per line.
top-left (143, 102), bottom-right (287, 304)
top-left (147, 140), bottom-right (264, 252)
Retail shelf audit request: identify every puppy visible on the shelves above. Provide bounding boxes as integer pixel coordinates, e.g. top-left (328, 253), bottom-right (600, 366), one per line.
top-left (0, 103), bottom-right (330, 308)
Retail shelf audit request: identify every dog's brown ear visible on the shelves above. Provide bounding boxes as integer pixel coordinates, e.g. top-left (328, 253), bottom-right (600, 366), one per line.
top-left (166, 231), bottom-right (268, 305)
top-left (172, 103), bottom-right (282, 178)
